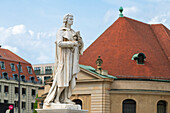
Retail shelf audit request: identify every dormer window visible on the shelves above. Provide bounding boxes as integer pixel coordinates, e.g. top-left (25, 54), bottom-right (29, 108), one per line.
top-left (0, 61), bottom-right (5, 69)
top-left (21, 75), bottom-right (26, 82)
top-left (13, 74), bottom-right (18, 80)
top-left (132, 53), bottom-right (146, 64)
top-left (17, 64), bottom-right (23, 72)
top-left (10, 63), bottom-right (15, 71)
top-left (30, 76), bottom-right (35, 83)
top-left (2, 72), bottom-right (8, 79)
top-left (27, 66), bottom-right (32, 74)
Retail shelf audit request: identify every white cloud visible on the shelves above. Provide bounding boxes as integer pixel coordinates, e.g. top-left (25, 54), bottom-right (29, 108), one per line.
top-left (124, 6), bottom-right (138, 16)
top-left (36, 54), bottom-right (51, 63)
top-left (3, 45), bottom-right (18, 53)
top-left (103, 9), bottom-right (117, 24)
top-left (0, 24), bottom-right (56, 64)
top-left (28, 30), bottom-right (34, 37)
top-left (11, 24), bottom-right (26, 35)
top-left (149, 12), bottom-right (170, 28)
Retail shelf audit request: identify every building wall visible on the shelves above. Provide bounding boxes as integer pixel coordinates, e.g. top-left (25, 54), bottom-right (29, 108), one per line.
top-left (33, 63), bottom-right (54, 84)
top-left (0, 79), bottom-right (41, 113)
top-left (110, 93), bottom-right (170, 113)
top-left (37, 69), bottom-right (170, 113)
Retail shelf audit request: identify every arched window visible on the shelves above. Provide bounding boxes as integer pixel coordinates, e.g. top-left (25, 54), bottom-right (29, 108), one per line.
top-left (157, 100), bottom-right (167, 113)
top-left (123, 99), bottom-right (136, 113)
top-left (73, 99), bottom-right (82, 109)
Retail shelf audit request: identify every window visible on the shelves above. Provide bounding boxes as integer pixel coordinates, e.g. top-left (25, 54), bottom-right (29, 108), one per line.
top-left (123, 99), bottom-right (136, 113)
top-left (31, 103), bottom-right (34, 110)
top-left (157, 100), bottom-right (167, 113)
top-left (0, 61), bottom-right (5, 69)
top-left (14, 101), bottom-right (18, 108)
top-left (22, 88), bottom-right (26, 95)
top-left (21, 75), bottom-right (26, 82)
top-left (13, 74), bottom-right (18, 80)
top-left (4, 86), bottom-right (8, 93)
top-left (17, 64), bottom-right (23, 72)
top-left (131, 53), bottom-right (146, 64)
top-left (44, 76), bottom-right (51, 81)
top-left (27, 66), bottom-right (32, 74)
top-left (0, 85), bottom-right (1, 92)
top-left (73, 99), bottom-right (83, 109)
top-left (10, 63), bottom-right (15, 71)
top-left (45, 66), bottom-right (52, 74)
top-left (15, 87), bottom-right (19, 94)
top-left (22, 102), bottom-right (26, 109)
top-left (2, 72), bottom-right (8, 79)
top-left (4, 100), bottom-right (8, 103)
top-left (34, 67), bottom-right (41, 74)
top-left (30, 77), bottom-right (35, 83)
top-left (32, 89), bottom-right (36, 96)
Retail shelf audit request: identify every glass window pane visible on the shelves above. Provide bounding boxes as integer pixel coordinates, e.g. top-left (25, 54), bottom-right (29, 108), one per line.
top-left (123, 99), bottom-right (136, 113)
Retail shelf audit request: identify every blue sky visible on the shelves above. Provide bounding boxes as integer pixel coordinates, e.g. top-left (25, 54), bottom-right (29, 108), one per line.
top-left (0, 0), bottom-right (169, 64)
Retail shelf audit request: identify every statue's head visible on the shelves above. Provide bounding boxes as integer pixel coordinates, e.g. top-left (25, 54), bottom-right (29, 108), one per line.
top-left (63, 14), bottom-right (73, 26)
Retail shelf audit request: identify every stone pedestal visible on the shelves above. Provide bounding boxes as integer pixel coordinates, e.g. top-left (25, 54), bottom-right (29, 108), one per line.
top-left (36, 103), bottom-right (88, 113)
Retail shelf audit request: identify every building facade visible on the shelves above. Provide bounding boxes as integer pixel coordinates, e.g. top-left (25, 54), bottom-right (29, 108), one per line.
top-left (32, 63), bottom-right (54, 84)
top-left (0, 47), bottom-right (41, 113)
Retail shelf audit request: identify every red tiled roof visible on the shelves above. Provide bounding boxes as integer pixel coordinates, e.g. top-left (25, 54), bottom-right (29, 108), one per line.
top-left (0, 48), bottom-right (38, 81)
top-left (79, 17), bottom-right (170, 80)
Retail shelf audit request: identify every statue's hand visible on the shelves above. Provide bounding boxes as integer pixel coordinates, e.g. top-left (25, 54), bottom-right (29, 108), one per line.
top-left (73, 41), bottom-right (78, 46)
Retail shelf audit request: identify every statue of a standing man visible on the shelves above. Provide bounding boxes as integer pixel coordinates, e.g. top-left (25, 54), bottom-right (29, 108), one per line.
top-left (44, 14), bottom-right (84, 105)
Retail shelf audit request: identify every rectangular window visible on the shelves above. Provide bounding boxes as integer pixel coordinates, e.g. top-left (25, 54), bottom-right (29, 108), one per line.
top-left (15, 87), bottom-right (19, 94)
top-left (22, 102), bottom-right (26, 109)
top-left (17, 64), bottom-right (23, 72)
top-left (0, 85), bottom-right (1, 92)
top-left (22, 88), bottom-right (26, 95)
top-left (34, 67), bottom-right (41, 74)
top-left (45, 66), bottom-right (52, 74)
top-left (14, 101), bottom-right (18, 108)
top-left (10, 63), bottom-right (15, 71)
top-left (0, 61), bottom-right (5, 69)
top-left (4, 86), bottom-right (8, 93)
top-left (27, 66), bottom-right (32, 74)
top-left (31, 103), bottom-right (34, 110)
top-left (32, 89), bottom-right (36, 96)
top-left (4, 100), bottom-right (8, 103)
top-left (44, 76), bottom-right (51, 81)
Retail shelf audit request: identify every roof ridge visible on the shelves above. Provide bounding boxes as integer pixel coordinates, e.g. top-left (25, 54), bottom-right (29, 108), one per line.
top-left (149, 25), bottom-right (170, 62)
top-left (123, 17), bottom-right (148, 40)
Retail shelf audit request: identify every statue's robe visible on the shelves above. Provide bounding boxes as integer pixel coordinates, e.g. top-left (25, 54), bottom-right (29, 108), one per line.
top-left (44, 27), bottom-right (83, 103)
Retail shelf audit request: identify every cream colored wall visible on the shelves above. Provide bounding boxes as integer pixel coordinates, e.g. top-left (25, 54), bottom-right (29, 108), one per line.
top-left (111, 80), bottom-right (170, 91)
top-left (110, 93), bottom-right (170, 113)
top-left (0, 79), bottom-right (41, 113)
top-left (110, 80), bottom-right (170, 113)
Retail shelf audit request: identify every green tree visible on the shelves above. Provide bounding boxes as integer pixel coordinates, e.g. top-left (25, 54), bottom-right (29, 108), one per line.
top-left (33, 94), bottom-right (38, 113)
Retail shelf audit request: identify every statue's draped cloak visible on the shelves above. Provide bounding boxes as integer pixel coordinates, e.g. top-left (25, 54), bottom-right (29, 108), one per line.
top-left (44, 27), bottom-right (83, 103)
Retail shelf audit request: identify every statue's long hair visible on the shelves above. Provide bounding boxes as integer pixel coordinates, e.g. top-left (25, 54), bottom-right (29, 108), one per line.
top-left (63, 14), bottom-right (73, 27)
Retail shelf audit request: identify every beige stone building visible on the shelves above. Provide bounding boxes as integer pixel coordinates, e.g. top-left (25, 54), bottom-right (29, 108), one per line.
top-left (37, 8), bottom-right (170, 113)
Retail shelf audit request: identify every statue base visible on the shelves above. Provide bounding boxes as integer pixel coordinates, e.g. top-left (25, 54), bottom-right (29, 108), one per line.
top-left (36, 103), bottom-right (88, 113)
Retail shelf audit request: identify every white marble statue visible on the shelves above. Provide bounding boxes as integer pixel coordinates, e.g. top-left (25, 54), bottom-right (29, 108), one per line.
top-left (44, 14), bottom-right (84, 105)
